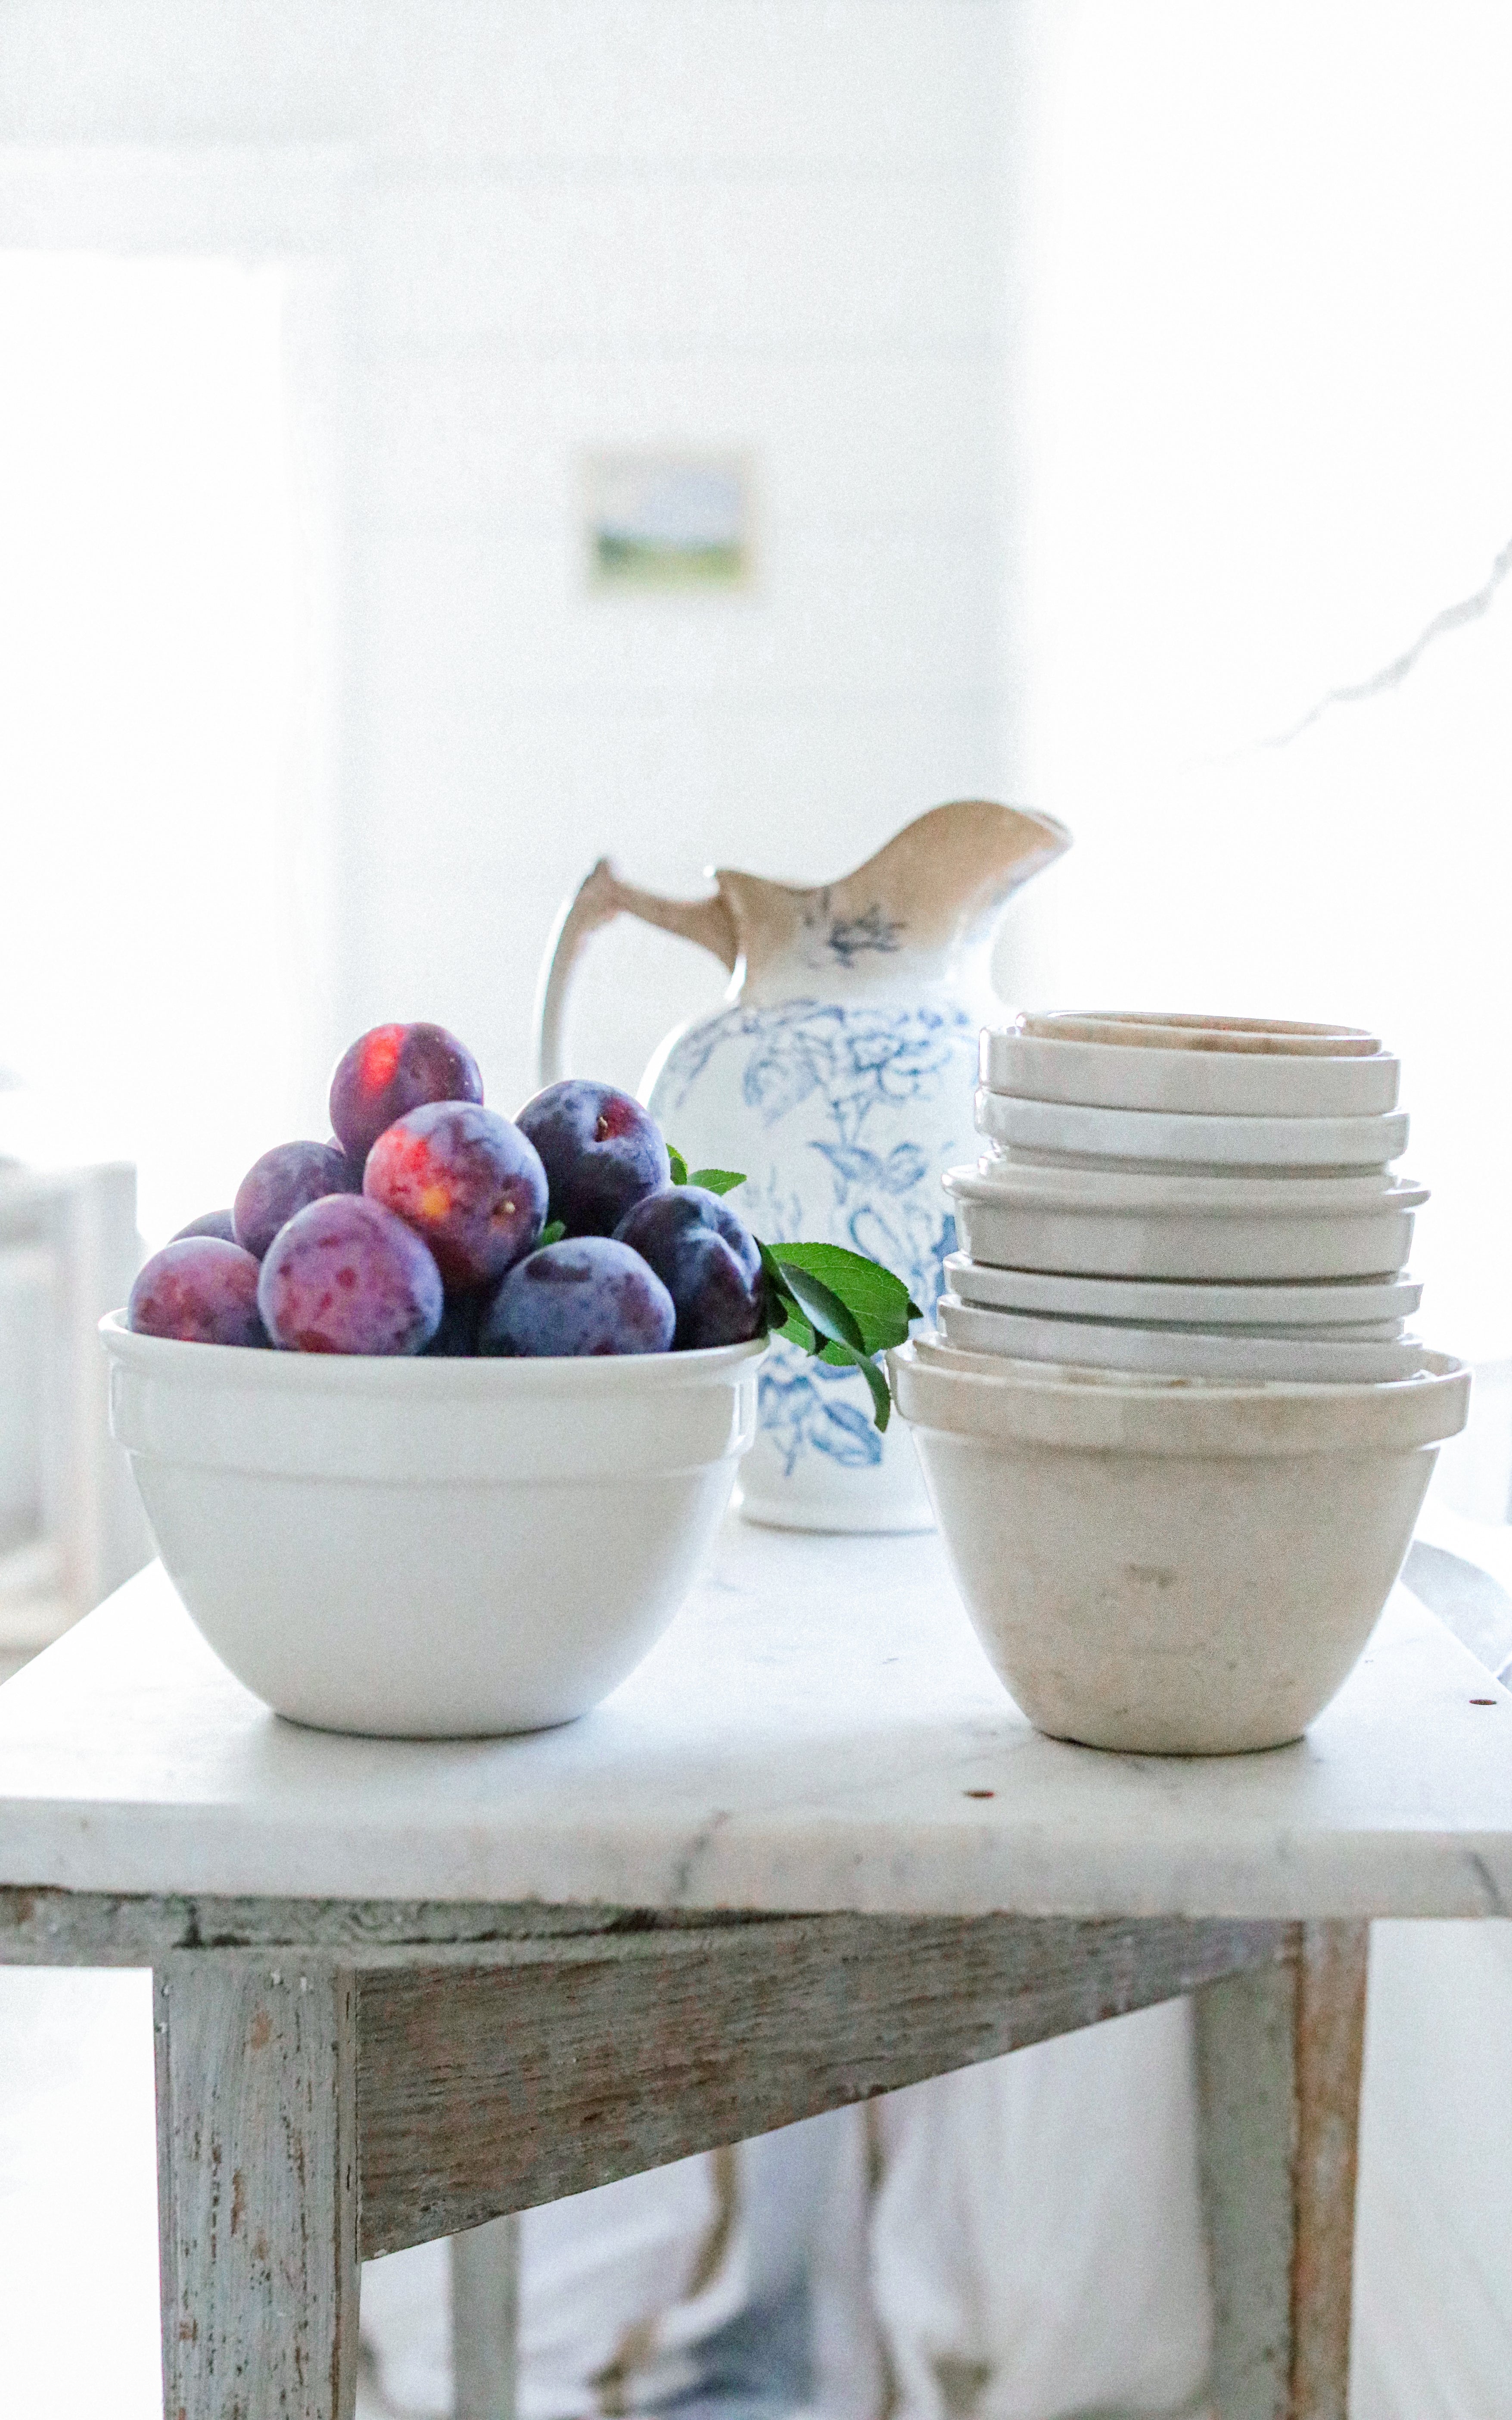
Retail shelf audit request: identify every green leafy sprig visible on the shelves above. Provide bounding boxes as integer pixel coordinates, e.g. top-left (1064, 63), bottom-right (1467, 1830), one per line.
top-left (532, 1152), bottom-right (918, 1430)
top-left (666, 1146), bottom-right (747, 1196)
top-left (671, 1156), bottom-right (920, 1432)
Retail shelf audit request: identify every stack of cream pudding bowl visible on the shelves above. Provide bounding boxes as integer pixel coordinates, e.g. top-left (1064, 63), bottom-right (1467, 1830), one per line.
top-left (887, 1012), bottom-right (1470, 1754)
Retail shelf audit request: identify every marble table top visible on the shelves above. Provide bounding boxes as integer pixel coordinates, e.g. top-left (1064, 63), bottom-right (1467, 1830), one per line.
top-left (0, 1516), bottom-right (1507, 1920)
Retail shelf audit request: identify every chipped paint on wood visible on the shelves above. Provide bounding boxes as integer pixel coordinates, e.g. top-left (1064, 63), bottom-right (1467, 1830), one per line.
top-left (156, 1955), bottom-right (360, 2419)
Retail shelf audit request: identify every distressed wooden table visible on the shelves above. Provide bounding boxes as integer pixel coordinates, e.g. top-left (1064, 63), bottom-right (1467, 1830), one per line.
top-left (0, 1517), bottom-right (1507, 2420)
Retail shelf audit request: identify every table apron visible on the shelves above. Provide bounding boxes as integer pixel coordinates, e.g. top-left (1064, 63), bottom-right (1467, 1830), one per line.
top-left (343, 1912), bottom-right (1288, 2254)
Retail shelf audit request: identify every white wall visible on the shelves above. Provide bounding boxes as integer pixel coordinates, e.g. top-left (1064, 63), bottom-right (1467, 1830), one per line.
top-left (343, 1), bottom-right (1021, 1109)
top-left (1, 1), bottom-right (1024, 1197)
top-left (1009, 0), bottom-right (1512, 1361)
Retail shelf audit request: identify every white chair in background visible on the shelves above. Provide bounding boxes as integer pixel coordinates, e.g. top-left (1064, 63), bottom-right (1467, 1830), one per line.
top-left (0, 1153), bottom-right (149, 1672)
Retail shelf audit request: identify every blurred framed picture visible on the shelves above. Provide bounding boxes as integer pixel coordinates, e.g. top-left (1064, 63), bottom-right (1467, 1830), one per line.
top-left (585, 452), bottom-right (752, 590)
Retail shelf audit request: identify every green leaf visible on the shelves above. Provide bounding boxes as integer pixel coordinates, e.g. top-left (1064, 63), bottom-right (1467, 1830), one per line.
top-left (536, 1219), bottom-right (566, 1248)
top-left (758, 1246), bottom-right (820, 1347)
top-left (666, 1145), bottom-right (689, 1186)
top-left (688, 1166), bottom-right (747, 1196)
top-left (767, 1303), bottom-right (852, 1367)
top-left (757, 1238), bottom-right (791, 1291)
top-left (756, 1240), bottom-right (894, 1432)
top-left (759, 1267), bottom-right (808, 1344)
top-left (822, 1338), bottom-right (893, 1431)
top-left (767, 1294), bottom-right (815, 1350)
top-left (764, 1241), bottom-right (920, 1354)
top-left (772, 1260), bottom-right (868, 1355)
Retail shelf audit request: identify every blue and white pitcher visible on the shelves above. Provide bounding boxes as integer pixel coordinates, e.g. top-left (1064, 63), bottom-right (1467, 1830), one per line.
top-left (537, 800), bottom-right (1070, 1530)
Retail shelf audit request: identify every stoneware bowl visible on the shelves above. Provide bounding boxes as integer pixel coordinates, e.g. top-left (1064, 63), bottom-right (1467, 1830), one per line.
top-left (941, 1254), bottom-right (1423, 1330)
top-left (946, 1164), bottom-right (1424, 1282)
top-left (980, 1027), bottom-right (1402, 1118)
top-left (974, 1089), bottom-right (1409, 1170)
top-left (932, 1294), bottom-right (1429, 1384)
top-left (101, 1314), bottom-right (763, 1737)
top-left (887, 1338), bottom-right (1470, 1754)
top-left (1014, 1010), bottom-right (1382, 1055)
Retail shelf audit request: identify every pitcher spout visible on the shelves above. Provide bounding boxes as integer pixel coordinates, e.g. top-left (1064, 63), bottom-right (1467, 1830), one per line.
top-left (712, 800), bottom-right (1070, 991)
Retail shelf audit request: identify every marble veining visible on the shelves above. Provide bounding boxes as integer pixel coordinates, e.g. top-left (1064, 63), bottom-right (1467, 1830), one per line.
top-left (0, 1516), bottom-right (1507, 1920)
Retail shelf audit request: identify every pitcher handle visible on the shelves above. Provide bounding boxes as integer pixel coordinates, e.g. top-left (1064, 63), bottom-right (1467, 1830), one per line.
top-left (534, 858), bottom-right (739, 1086)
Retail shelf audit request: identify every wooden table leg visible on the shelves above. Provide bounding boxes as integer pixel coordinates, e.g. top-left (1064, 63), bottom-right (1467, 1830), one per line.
top-left (451, 2212), bottom-right (520, 2420)
top-left (155, 1954), bottom-right (361, 2420)
top-left (1194, 1921), bottom-right (1370, 2420)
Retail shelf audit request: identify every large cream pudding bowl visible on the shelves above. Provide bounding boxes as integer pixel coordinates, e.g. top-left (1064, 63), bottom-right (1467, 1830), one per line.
top-left (887, 1339), bottom-right (1469, 1755)
top-left (102, 1316), bottom-right (762, 1737)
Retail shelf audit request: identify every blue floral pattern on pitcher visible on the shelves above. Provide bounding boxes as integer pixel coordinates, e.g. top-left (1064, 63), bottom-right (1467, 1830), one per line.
top-left (656, 998), bottom-right (975, 1473)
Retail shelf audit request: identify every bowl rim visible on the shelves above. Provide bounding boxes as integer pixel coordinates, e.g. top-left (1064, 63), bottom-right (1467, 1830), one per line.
top-left (893, 1330), bottom-right (1465, 1397)
top-left (925, 1308), bottom-right (1431, 1385)
top-left (973, 1089), bottom-right (1410, 1154)
top-left (100, 1310), bottom-right (766, 1394)
top-left (945, 1160), bottom-right (1429, 1219)
top-left (939, 1252), bottom-right (1425, 1326)
top-left (886, 1336), bottom-right (1471, 1457)
top-left (980, 1029), bottom-right (1403, 1085)
top-left (1012, 1010), bottom-right (1381, 1057)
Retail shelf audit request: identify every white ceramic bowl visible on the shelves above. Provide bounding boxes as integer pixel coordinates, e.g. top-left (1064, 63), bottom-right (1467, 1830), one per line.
top-left (980, 1028), bottom-right (1402, 1118)
top-left (887, 1340), bottom-right (1470, 1754)
top-left (1014, 1009), bottom-right (1382, 1055)
top-left (931, 1298), bottom-right (1429, 1384)
top-left (946, 1166), bottom-right (1422, 1282)
top-left (974, 1089), bottom-right (1409, 1170)
top-left (973, 1151), bottom-right (1425, 1207)
top-left (102, 1315), bottom-right (763, 1737)
top-left (942, 1254), bottom-right (1422, 1329)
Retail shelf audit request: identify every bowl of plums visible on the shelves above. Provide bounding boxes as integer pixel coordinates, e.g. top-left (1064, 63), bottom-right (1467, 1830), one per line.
top-left (103, 1020), bottom-right (914, 1735)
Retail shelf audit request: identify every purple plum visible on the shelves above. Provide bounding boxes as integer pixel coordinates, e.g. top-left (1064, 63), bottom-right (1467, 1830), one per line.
top-left (172, 1207), bottom-right (237, 1244)
top-left (233, 1138), bottom-right (363, 1260)
top-left (128, 1238), bottom-right (267, 1347)
top-left (614, 1185), bottom-right (765, 1349)
top-left (480, 1237), bottom-right (675, 1357)
top-left (329, 1022), bottom-right (483, 1163)
top-left (258, 1196), bottom-right (443, 1355)
top-left (515, 1080), bottom-right (669, 1236)
top-left (364, 1102), bottom-right (548, 1290)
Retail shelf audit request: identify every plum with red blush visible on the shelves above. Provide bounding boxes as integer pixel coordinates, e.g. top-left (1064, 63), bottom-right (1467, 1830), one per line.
top-left (364, 1103), bottom-right (547, 1290)
top-left (329, 1022), bottom-right (483, 1163)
